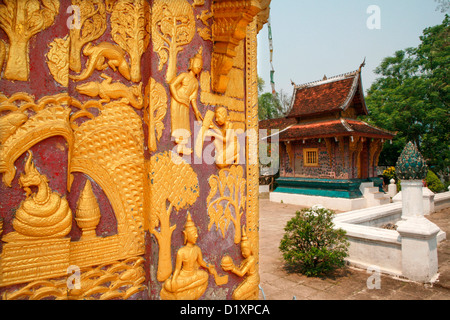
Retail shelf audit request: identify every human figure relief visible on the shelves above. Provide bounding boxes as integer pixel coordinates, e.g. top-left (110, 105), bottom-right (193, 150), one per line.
top-left (196, 107), bottom-right (240, 168)
top-left (221, 227), bottom-right (259, 300)
top-left (169, 47), bottom-right (204, 156)
top-left (160, 213), bottom-right (227, 300)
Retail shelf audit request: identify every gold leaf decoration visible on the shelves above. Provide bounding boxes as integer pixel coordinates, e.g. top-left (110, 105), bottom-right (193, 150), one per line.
top-left (69, 0), bottom-right (107, 73)
top-left (207, 165), bottom-right (246, 244)
top-left (144, 78), bottom-right (168, 152)
top-left (151, 0), bottom-right (195, 83)
top-left (111, 0), bottom-right (150, 82)
top-left (0, 0), bottom-right (60, 81)
top-left (46, 36), bottom-right (70, 87)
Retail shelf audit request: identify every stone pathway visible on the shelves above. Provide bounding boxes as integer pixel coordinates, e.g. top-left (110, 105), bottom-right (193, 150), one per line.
top-left (258, 197), bottom-right (450, 300)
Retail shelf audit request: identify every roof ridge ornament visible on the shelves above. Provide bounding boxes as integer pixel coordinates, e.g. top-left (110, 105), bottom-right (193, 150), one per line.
top-left (358, 57), bottom-right (366, 73)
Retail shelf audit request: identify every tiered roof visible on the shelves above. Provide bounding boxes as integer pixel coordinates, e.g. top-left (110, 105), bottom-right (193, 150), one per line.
top-left (260, 66), bottom-right (395, 141)
top-left (287, 70), bottom-right (367, 118)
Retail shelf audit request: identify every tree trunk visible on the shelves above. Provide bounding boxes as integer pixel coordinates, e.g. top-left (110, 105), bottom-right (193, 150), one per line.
top-left (155, 205), bottom-right (176, 282)
top-left (69, 34), bottom-right (83, 73)
top-left (4, 38), bottom-right (29, 81)
top-left (130, 45), bottom-right (142, 83)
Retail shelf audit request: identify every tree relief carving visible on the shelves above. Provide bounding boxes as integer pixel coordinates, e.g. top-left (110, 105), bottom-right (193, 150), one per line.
top-left (69, 0), bottom-right (107, 73)
top-left (152, 0), bottom-right (196, 83)
top-left (146, 151), bottom-right (199, 282)
top-left (111, 0), bottom-right (150, 83)
top-left (206, 165), bottom-right (246, 244)
top-left (0, 0), bottom-right (60, 81)
top-left (144, 78), bottom-right (168, 152)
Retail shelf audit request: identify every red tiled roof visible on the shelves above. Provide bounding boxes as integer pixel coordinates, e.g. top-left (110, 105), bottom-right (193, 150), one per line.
top-left (278, 118), bottom-right (395, 141)
top-left (287, 71), bottom-right (368, 118)
top-left (259, 117), bottom-right (296, 131)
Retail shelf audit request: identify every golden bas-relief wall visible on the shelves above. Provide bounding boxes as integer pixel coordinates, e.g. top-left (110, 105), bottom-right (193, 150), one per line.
top-left (0, 0), bottom-right (270, 300)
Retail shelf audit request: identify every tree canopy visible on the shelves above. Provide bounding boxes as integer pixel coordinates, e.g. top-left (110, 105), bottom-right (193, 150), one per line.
top-left (257, 76), bottom-right (291, 120)
top-left (364, 15), bottom-right (449, 179)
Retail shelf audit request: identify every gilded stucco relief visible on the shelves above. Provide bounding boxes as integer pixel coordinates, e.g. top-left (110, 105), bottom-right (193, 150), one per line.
top-left (69, 42), bottom-right (131, 82)
top-left (0, 0), bottom-right (60, 81)
top-left (160, 213), bottom-right (228, 300)
top-left (169, 47), bottom-right (203, 155)
top-left (151, 0), bottom-right (196, 83)
top-left (221, 227), bottom-right (259, 300)
top-left (0, 0), bottom-right (268, 300)
top-left (146, 151), bottom-right (199, 282)
top-left (144, 77), bottom-right (168, 152)
top-left (69, 0), bottom-right (107, 73)
top-left (110, 0), bottom-right (150, 83)
top-left (0, 92), bottom-right (146, 297)
top-left (207, 165), bottom-right (246, 244)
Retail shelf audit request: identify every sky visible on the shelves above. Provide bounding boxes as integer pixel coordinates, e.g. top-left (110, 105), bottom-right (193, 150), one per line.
top-left (257, 0), bottom-right (448, 98)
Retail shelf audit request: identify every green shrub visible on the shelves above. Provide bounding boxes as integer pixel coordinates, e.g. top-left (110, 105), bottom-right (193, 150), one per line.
top-left (426, 170), bottom-right (445, 193)
top-left (279, 205), bottom-right (349, 277)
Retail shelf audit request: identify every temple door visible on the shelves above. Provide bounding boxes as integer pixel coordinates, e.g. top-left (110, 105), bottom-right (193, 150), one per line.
top-left (359, 141), bottom-right (370, 179)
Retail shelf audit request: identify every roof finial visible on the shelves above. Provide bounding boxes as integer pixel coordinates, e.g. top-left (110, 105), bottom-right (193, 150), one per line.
top-left (290, 79), bottom-right (296, 86)
top-left (323, 74), bottom-right (327, 80)
top-left (358, 57), bottom-right (366, 72)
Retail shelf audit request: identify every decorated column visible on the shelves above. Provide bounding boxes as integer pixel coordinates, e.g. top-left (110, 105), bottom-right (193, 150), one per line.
top-left (395, 142), bottom-right (440, 283)
top-left (0, 0), bottom-right (270, 300)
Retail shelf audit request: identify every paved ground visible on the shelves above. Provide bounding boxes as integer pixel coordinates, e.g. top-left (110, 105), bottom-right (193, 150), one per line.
top-left (258, 196), bottom-right (450, 300)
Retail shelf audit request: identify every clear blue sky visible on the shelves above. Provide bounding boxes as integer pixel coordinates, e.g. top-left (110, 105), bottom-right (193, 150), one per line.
top-left (257, 0), bottom-right (448, 98)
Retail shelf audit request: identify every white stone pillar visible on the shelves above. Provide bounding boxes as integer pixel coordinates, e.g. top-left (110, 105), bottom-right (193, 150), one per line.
top-left (400, 180), bottom-right (424, 220)
top-left (387, 178), bottom-right (397, 198)
top-left (394, 142), bottom-right (441, 283)
top-left (397, 216), bottom-right (440, 283)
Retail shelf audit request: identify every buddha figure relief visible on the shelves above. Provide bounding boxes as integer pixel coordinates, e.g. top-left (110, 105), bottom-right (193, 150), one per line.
top-left (160, 213), bottom-right (223, 300)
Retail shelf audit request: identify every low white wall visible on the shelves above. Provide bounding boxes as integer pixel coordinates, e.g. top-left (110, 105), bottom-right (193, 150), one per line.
top-left (333, 197), bottom-right (448, 280)
top-left (334, 222), bottom-right (402, 276)
top-left (270, 192), bottom-right (366, 212)
top-left (435, 191), bottom-right (450, 211)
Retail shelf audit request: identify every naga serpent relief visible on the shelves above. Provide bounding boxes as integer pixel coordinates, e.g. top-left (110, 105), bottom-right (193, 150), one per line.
top-left (3, 151), bottom-right (72, 242)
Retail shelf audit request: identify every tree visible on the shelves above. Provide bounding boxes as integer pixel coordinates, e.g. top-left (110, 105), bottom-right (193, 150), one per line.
top-left (207, 165), bottom-right (246, 244)
top-left (257, 76), bottom-right (292, 120)
top-left (69, 0), bottom-right (107, 73)
top-left (151, 0), bottom-right (195, 83)
top-left (111, 0), bottom-right (150, 82)
top-left (364, 15), bottom-right (449, 179)
top-left (146, 151), bottom-right (199, 282)
top-left (0, 0), bottom-right (60, 81)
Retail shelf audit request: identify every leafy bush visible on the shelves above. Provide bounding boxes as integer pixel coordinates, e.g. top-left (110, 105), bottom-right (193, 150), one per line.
top-left (426, 170), bottom-right (445, 193)
top-left (382, 166), bottom-right (396, 183)
top-left (279, 205), bottom-right (349, 277)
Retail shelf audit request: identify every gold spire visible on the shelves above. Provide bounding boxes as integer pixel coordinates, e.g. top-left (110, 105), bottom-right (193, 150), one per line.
top-left (76, 179), bottom-right (101, 240)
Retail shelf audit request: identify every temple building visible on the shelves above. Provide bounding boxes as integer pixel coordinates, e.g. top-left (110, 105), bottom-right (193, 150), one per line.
top-left (260, 65), bottom-right (396, 211)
